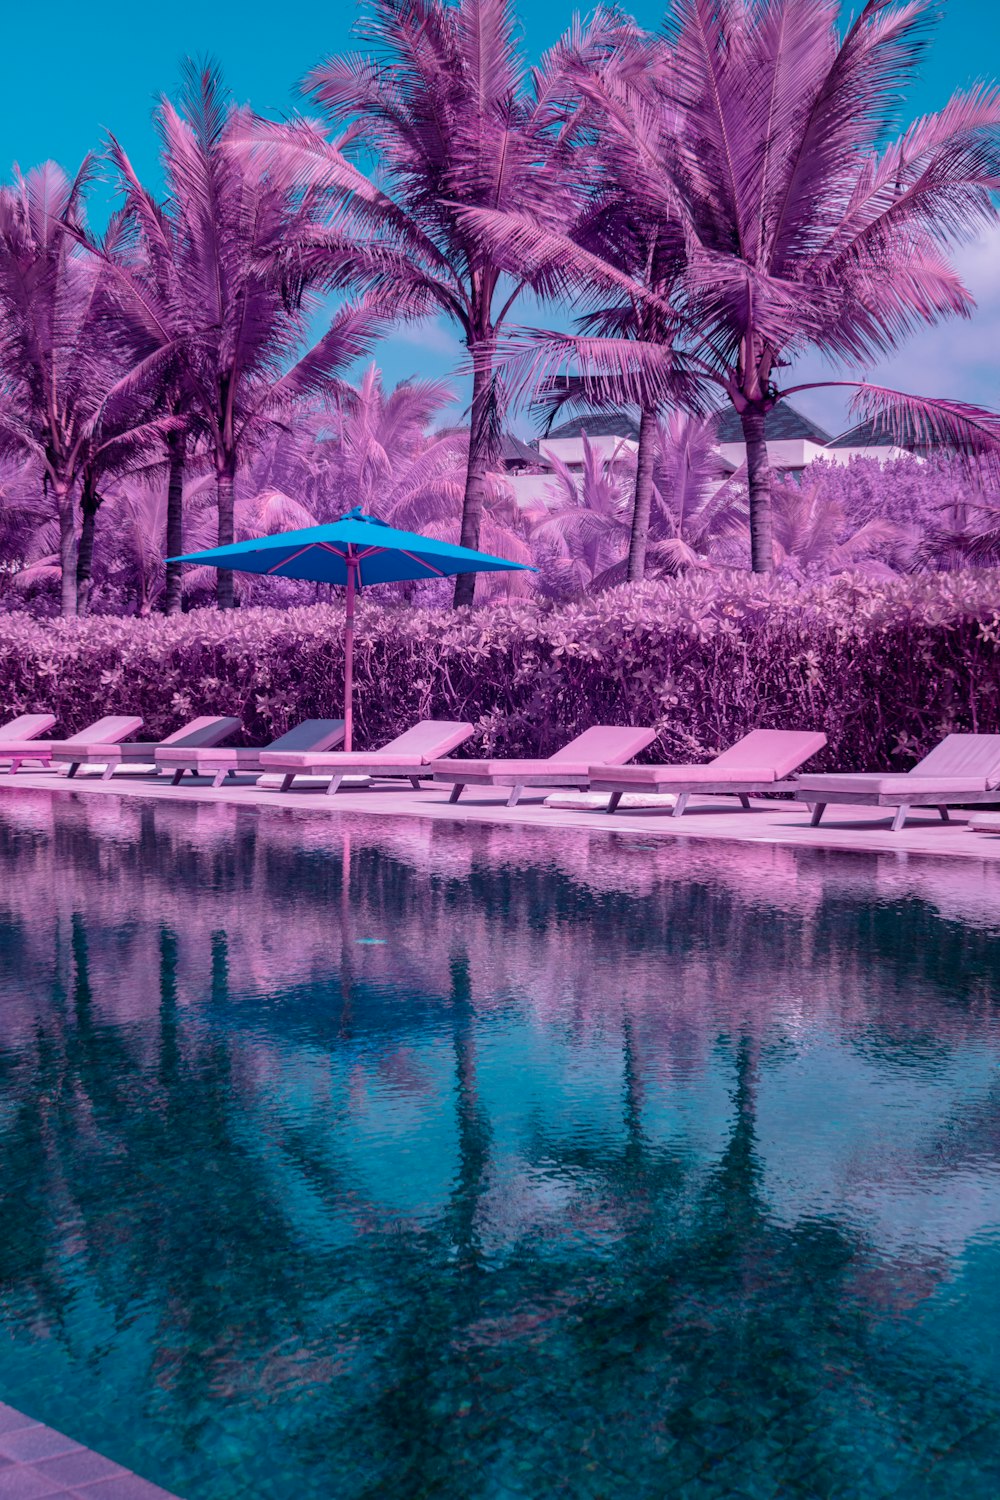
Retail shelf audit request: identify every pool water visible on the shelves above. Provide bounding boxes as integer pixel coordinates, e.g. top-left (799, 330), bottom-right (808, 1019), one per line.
top-left (1, 793), bottom-right (1000, 1499)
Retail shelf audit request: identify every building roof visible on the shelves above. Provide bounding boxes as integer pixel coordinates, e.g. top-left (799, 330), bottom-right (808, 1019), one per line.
top-left (547, 412), bottom-right (641, 440)
top-left (547, 403), bottom-right (832, 445)
top-left (499, 433), bottom-right (549, 467)
top-left (713, 404), bottom-right (832, 444)
top-left (827, 416), bottom-right (938, 451)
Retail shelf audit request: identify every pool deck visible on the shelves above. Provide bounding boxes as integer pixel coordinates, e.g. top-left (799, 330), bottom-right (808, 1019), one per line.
top-left (0, 1403), bottom-right (178, 1499)
top-left (2, 765), bottom-right (1000, 861)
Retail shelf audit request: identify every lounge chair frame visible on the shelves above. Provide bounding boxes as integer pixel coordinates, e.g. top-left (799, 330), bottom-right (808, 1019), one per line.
top-left (299, 766), bottom-right (425, 796)
top-left (443, 769), bottom-right (592, 809)
top-left (598, 780), bottom-right (802, 816)
top-left (800, 788), bottom-right (1000, 834)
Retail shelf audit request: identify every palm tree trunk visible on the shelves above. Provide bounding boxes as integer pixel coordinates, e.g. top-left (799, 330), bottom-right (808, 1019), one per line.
top-left (164, 432), bottom-right (186, 616)
top-left (627, 406), bottom-right (658, 582)
top-left (453, 355), bottom-right (495, 608)
top-left (216, 459), bottom-right (236, 610)
top-left (55, 479), bottom-right (78, 619)
top-left (740, 405), bottom-right (774, 573)
top-left (76, 488), bottom-right (99, 616)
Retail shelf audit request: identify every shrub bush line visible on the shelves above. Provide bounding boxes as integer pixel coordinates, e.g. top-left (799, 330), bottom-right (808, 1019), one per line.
top-left (2, 572), bottom-right (999, 771)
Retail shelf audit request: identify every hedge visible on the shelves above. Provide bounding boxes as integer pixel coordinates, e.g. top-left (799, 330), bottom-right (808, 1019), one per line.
top-left (2, 571), bottom-right (999, 770)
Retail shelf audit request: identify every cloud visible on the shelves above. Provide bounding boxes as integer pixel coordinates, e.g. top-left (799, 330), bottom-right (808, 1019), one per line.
top-left (785, 223), bottom-right (1000, 436)
top-left (367, 317), bottom-right (468, 418)
top-left (383, 317), bottom-right (464, 359)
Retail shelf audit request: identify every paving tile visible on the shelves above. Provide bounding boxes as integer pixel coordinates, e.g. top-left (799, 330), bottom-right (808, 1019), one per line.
top-left (0, 1464), bottom-right (66, 1498)
top-left (69, 1478), bottom-right (177, 1500)
top-left (0, 1432), bottom-right (80, 1465)
top-left (34, 1456), bottom-right (124, 1489)
top-left (0, 1415), bottom-right (38, 1440)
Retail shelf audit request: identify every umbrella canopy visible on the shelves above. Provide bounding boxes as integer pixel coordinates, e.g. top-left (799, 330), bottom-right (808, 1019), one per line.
top-left (171, 507), bottom-right (533, 750)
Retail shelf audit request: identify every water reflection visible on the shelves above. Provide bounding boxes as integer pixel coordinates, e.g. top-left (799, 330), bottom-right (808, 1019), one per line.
top-left (0, 792), bottom-right (999, 1499)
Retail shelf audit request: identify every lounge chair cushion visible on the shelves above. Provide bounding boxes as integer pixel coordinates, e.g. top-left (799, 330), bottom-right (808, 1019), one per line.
top-left (159, 715), bottom-right (243, 749)
top-left (434, 758), bottom-right (593, 778)
top-left (158, 747), bottom-right (269, 768)
top-left (915, 733), bottom-right (1000, 783)
top-left (0, 742), bottom-right (58, 757)
top-left (58, 715), bottom-right (144, 747)
top-left (433, 725), bottom-right (656, 779)
top-left (156, 719), bottom-right (345, 769)
top-left (711, 729), bottom-right (828, 779)
top-left (547, 725), bottom-right (658, 764)
top-left (372, 721), bottom-right (474, 759)
top-left (50, 717), bottom-right (242, 766)
top-left (796, 773), bottom-right (990, 795)
top-left (1, 716), bottom-right (145, 757)
top-left (0, 714), bottom-right (56, 743)
top-left (261, 720), bottom-right (347, 753)
top-left (265, 750), bottom-right (436, 771)
top-left (589, 763), bottom-right (778, 785)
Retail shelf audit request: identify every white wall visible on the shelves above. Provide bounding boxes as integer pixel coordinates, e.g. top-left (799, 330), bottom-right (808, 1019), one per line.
top-left (537, 435), bottom-right (639, 468)
top-left (496, 472), bottom-right (564, 509)
top-left (715, 438), bottom-right (830, 472)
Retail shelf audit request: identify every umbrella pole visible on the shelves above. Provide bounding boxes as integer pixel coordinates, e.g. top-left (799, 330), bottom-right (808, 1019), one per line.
top-left (343, 559), bottom-right (356, 752)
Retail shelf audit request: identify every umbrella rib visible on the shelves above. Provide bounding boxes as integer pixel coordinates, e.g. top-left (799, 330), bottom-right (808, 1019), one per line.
top-left (398, 548), bottom-right (446, 577)
top-left (267, 543), bottom-right (317, 574)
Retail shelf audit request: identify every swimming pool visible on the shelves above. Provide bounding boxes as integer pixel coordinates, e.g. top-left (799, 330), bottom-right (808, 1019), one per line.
top-left (1, 791), bottom-right (999, 1498)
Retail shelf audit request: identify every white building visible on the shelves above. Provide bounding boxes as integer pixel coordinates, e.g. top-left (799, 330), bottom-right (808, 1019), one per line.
top-left (494, 404), bottom-right (923, 509)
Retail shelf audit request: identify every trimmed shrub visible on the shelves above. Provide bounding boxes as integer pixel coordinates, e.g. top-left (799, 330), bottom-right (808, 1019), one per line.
top-left (1, 572), bottom-right (999, 770)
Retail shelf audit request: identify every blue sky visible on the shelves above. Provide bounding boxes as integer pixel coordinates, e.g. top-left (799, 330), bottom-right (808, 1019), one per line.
top-left (5, 0), bottom-right (1000, 436)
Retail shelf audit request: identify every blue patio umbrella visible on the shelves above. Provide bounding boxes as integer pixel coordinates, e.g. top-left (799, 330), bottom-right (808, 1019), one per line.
top-left (171, 507), bottom-right (532, 750)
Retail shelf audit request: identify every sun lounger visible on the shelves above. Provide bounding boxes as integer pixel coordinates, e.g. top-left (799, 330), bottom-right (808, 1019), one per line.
top-left (590, 729), bottom-right (828, 816)
top-left (156, 719), bottom-right (346, 787)
top-left (261, 720), bottom-right (475, 795)
top-left (970, 812), bottom-right (1000, 834)
top-left (431, 725), bottom-right (658, 808)
top-left (50, 715), bottom-right (242, 780)
top-left (2, 715), bottom-right (144, 775)
top-left (794, 732), bottom-right (1000, 832)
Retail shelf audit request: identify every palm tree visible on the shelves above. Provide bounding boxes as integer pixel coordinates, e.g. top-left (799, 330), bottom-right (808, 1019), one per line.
top-left (916, 494), bottom-right (1000, 569)
top-left (306, 365), bottom-right (465, 523)
top-left (91, 140), bottom-right (207, 615)
top-left (528, 433), bottom-right (634, 595)
top-left (242, 0), bottom-right (621, 605)
top-left (647, 411), bottom-right (748, 573)
top-left (767, 478), bottom-right (904, 575)
top-left (529, 415), bottom-right (742, 594)
top-left (0, 161), bottom-right (97, 616)
top-left (520, 72), bottom-right (698, 582)
top-left (0, 165), bottom-right (177, 616)
top-left (106, 62), bottom-right (379, 609)
top-left (470, 0), bottom-right (1000, 574)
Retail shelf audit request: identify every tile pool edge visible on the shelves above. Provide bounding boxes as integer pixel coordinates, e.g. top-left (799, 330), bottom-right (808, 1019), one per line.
top-left (0, 1400), bottom-right (180, 1498)
top-left (2, 769), bottom-right (1000, 864)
